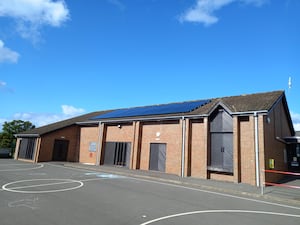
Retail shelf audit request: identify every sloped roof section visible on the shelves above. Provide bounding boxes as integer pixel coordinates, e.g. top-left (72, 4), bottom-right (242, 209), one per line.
top-left (91, 99), bottom-right (211, 120)
top-left (190, 90), bottom-right (284, 115)
top-left (16, 110), bottom-right (112, 137)
top-left (16, 90), bottom-right (288, 136)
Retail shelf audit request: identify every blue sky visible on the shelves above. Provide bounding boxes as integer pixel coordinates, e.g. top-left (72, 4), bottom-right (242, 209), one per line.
top-left (0, 0), bottom-right (299, 130)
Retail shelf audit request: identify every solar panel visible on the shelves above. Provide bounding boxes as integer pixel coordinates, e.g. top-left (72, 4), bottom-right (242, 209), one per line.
top-left (91, 99), bottom-right (211, 120)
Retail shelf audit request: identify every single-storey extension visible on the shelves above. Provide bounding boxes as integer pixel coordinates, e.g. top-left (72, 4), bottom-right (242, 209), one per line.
top-left (15, 90), bottom-right (298, 186)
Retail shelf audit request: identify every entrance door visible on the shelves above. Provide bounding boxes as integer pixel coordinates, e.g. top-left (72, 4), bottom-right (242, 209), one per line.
top-left (209, 108), bottom-right (233, 173)
top-left (52, 140), bottom-right (69, 161)
top-left (149, 143), bottom-right (166, 172)
top-left (210, 133), bottom-right (233, 172)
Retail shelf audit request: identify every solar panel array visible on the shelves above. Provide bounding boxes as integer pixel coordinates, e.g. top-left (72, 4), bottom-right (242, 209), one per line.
top-left (91, 99), bottom-right (211, 120)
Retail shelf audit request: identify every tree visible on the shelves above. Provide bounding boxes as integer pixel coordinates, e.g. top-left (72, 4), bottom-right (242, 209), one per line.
top-left (0, 120), bottom-right (35, 157)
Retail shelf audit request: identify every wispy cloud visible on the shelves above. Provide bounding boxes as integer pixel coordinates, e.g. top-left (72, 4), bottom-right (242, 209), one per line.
top-left (107, 0), bottom-right (126, 11)
top-left (0, 80), bottom-right (14, 93)
top-left (291, 111), bottom-right (300, 131)
top-left (179, 0), bottom-right (269, 26)
top-left (0, 0), bottom-right (70, 43)
top-left (61, 105), bottom-right (85, 116)
top-left (0, 105), bottom-right (86, 130)
top-left (0, 81), bottom-right (7, 87)
top-left (0, 40), bottom-right (20, 63)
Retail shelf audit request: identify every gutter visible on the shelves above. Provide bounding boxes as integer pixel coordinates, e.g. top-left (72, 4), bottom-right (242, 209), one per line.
top-left (77, 114), bottom-right (207, 126)
top-left (77, 109), bottom-right (269, 125)
top-left (231, 110), bottom-right (268, 115)
top-left (14, 134), bottom-right (40, 138)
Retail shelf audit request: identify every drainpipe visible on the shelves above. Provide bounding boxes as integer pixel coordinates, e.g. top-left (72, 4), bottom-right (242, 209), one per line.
top-left (254, 112), bottom-right (260, 187)
top-left (181, 116), bottom-right (186, 177)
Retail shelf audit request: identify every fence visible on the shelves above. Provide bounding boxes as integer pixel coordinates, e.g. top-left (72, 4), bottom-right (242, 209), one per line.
top-left (261, 169), bottom-right (300, 195)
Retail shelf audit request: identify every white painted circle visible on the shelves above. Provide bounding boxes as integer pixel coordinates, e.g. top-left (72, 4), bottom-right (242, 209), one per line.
top-left (140, 210), bottom-right (300, 225)
top-left (0, 163), bottom-right (44, 171)
top-left (2, 179), bottom-right (83, 194)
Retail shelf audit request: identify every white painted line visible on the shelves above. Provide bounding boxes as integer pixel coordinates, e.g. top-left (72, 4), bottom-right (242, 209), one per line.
top-left (44, 163), bottom-right (300, 210)
top-left (45, 163), bottom-right (96, 173)
top-left (128, 177), bottom-right (300, 210)
top-left (2, 179), bottom-right (83, 194)
top-left (140, 210), bottom-right (300, 225)
top-left (0, 163), bottom-right (44, 172)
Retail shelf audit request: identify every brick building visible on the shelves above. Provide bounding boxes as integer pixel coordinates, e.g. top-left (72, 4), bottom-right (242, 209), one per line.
top-left (15, 90), bottom-right (295, 186)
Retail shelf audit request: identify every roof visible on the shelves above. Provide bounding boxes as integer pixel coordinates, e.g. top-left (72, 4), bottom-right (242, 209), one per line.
top-left (16, 110), bottom-right (112, 137)
top-left (90, 90), bottom-right (285, 120)
top-left (17, 90), bottom-right (292, 136)
top-left (191, 90), bottom-right (285, 115)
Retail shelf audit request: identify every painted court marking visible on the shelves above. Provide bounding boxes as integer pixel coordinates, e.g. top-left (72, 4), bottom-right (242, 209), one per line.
top-left (0, 163), bottom-right (44, 172)
top-left (46, 163), bottom-right (300, 210)
top-left (130, 177), bottom-right (300, 210)
top-left (84, 172), bottom-right (125, 179)
top-left (140, 210), bottom-right (300, 225)
top-left (2, 179), bottom-right (83, 194)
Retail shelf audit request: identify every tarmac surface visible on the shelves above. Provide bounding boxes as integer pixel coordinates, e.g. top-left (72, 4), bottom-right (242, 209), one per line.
top-left (64, 162), bottom-right (300, 206)
top-left (0, 159), bottom-right (299, 225)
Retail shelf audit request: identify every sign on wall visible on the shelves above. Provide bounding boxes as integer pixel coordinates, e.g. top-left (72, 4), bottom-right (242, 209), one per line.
top-left (89, 142), bottom-right (97, 152)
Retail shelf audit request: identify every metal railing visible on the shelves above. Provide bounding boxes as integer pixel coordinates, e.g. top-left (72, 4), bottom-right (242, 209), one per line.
top-left (261, 169), bottom-right (300, 195)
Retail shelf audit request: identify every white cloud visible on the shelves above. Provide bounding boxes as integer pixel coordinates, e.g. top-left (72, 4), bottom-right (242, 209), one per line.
top-left (0, 40), bottom-right (20, 63)
top-left (179, 0), bottom-right (268, 26)
top-left (0, 0), bottom-right (69, 42)
top-left (107, 0), bottom-right (126, 11)
top-left (0, 80), bottom-right (7, 87)
top-left (291, 111), bottom-right (300, 131)
top-left (61, 105), bottom-right (85, 116)
top-left (0, 105), bottom-right (86, 129)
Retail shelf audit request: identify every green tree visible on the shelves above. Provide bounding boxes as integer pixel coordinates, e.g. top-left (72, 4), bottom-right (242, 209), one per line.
top-left (0, 120), bottom-right (35, 157)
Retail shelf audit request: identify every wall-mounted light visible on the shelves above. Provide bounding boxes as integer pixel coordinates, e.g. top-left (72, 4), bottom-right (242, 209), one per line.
top-left (266, 117), bottom-right (271, 124)
top-left (117, 124), bottom-right (122, 129)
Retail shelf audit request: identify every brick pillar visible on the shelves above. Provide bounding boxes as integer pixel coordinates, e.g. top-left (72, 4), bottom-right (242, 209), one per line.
top-left (97, 123), bottom-right (106, 165)
top-left (131, 121), bottom-right (141, 170)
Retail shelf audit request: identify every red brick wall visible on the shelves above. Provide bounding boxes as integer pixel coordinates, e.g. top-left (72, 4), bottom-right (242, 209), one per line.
top-left (37, 125), bottom-right (80, 162)
top-left (263, 99), bottom-right (293, 183)
top-left (105, 123), bottom-right (134, 142)
top-left (79, 126), bottom-right (99, 164)
top-left (139, 120), bottom-right (182, 175)
top-left (189, 119), bottom-right (208, 178)
top-left (239, 116), bottom-right (256, 185)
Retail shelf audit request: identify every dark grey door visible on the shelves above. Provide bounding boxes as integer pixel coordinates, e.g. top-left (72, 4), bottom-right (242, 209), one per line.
top-left (103, 142), bottom-right (131, 167)
top-left (223, 133), bottom-right (233, 170)
top-left (52, 140), bottom-right (69, 161)
top-left (149, 143), bottom-right (166, 172)
top-left (210, 108), bottom-right (233, 172)
top-left (104, 142), bottom-right (116, 165)
top-left (210, 133), bottom-right (223, 169)
top-left (18, 138), bottom-right (36, 160)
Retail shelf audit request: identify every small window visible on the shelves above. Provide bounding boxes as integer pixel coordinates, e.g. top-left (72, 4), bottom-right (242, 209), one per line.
top-left (239, 116), bottom-right (249, 122)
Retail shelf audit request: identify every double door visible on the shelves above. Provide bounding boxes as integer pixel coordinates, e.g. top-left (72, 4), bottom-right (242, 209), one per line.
top-left (210, 133), bottom-right (233, 172)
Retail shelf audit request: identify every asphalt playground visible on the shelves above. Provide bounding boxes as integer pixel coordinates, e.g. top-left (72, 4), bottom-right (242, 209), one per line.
top-left (0, 159), bottom-right (299, 225)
